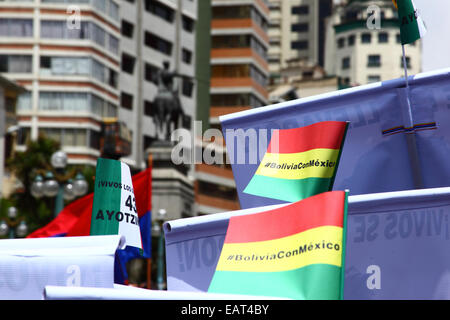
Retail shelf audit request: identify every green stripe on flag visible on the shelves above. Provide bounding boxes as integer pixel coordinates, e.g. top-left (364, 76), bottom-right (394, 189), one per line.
top-left (397, 0), bottom-right (425, 45)
top-left (208, 264), bottom-right (342, 300)
top-left (243, 175), bottom-right (333, 202)
top-left (90, 158), bottom-right (122, 235)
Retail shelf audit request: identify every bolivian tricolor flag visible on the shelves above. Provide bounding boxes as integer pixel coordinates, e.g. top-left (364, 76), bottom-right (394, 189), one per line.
top-left (243, 121), bottom-right (348, 203)
top-left (393, 0), bottom-right (427, 45)
top-left (208, 191), bottom-right (348, 300)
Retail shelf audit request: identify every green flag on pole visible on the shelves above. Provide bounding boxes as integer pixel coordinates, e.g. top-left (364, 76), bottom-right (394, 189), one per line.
top-left (393, 0), bottom-right (427, 45)
top-left (90, 158), bottom-right (142, 249)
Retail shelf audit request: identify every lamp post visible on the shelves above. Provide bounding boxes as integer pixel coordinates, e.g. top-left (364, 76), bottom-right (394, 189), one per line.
top-left (30, 151), bottom-right (88, 217)
top-left (0, 206), bottom-right (28, 239)
top-left (152, 208), bottom-right (167, 290)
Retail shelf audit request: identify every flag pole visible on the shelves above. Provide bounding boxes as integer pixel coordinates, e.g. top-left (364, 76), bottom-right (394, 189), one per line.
top-left (147, 153), bottom-right (153, 289)
top-left (401, 44), bottom-right (409, 87)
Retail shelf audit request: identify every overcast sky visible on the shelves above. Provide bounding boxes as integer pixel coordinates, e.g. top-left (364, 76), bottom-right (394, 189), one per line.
top-left (414, 0), bottom-right (450, 72)
top-left (333, 0), bottom-right (450, 72)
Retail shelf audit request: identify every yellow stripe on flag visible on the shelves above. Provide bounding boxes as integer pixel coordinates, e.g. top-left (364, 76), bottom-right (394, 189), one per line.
top-left (255, 148), bottom-right (340, 180)
top-left (216, 226), bottom-right (343, 272)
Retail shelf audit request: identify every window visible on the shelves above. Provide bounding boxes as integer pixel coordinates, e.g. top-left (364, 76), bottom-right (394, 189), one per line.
top-left (368, 55), bottom-right (381, 67)
top-left (0, 19), bottom-right (33, 37)
top-left (40, 128), bottom-right (88, 148)
top-left (182, 77), bottom-right (193, 97)
top-left (337, 37), bottom-right (345, 48)
top-left (144, 31), bottom-right (172, 56)
top-left (211, 93), bottom-right (264, 108)
top-left (108, 34), bottom-right (119, 55)
top-left (0, 55), bottom-right (32, 73)
top-left (291, 40), bottom-right (308, 50)
top-left (396, 33), bottom-right (401, 43)
top-left (41, 20), bottom-right (89, 39)
top-left (292, 5), bottom-right (309, 15)
top-left (145, 0), bottom-right (174, 23)
top-left (367, 75), bottom-right (381, 83)
top-left (291, 23), bottom-right (309, 32)
top-left (144, 63), bottom-right (159, 84)
top-left (121, 53), bottom-right (136, 74)
top-left (182, 15), bottom-right (194, 33)
top-left (40, 20), bottom-right (118, 55)
top-left (90, 129), bottom-right (101, 150)
top-left (213, 5), bottom-right (251, 19)
top-left (212, 34), bottom-right (251, 48)
top-left (212, 64), bottom-right (250, 78)
top-left (378, 32), bottom-right (388, 43)
top-left (17, 93), bottom-right (32, 111)
top-left (39, 92), bottom-right (89, 112)
top-left (401, 56), bottom-right (411, 69)
top-left (342, 57), bottom-right (350, 70)
top-left (121, 20), bottom-right (134, 38)
top-left (348, 35), bottom-right (355, 46)
top-left (40, 56), bottom-right (90, 76)
top-left (40, 56), bottom-right (51, 69)
top-left (120, 92), bottom-right (134, 110)
top-left (107, 68), bottom-right (118, 88)
top-left (144, 100), bottom-right (154, 117)
top-left (182, 48), bottom-right (192, 64)
top-left (361, 33), bottom-right (371, 44)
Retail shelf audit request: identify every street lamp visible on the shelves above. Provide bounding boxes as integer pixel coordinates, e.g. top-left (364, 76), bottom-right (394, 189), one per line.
top-left (30, 151), bottom-right (88, 217)
top-left (0, 206), bottom-right (28, 238)
top-left (152, 208), bottom-right (167, 290)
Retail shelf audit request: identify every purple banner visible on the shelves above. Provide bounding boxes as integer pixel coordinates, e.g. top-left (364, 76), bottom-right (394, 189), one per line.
top-left (164, 188), bottom-right (450, 299)
top-left (219, 69), bottom-right (450, 209)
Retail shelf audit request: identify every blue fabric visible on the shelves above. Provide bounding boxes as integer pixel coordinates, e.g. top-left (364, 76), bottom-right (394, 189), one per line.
top-left (114, 211), bottom-right (151, 284)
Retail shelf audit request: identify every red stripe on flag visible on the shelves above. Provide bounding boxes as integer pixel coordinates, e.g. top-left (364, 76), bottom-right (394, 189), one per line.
top-left (28, 168), bottom-right (152, 238)
top-left (267, 121), bottom-right (348, 154)
top-left (224, 191), bottom-right (346, 243)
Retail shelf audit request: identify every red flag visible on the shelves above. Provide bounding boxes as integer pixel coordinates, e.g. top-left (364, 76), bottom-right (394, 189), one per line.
top-left (27, 168), bottom-right (152, 238)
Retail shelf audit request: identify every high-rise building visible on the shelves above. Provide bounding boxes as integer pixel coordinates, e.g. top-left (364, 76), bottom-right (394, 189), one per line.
top-left (0, 0), bottom-right (121, 166)
top-left (0, 0), bottom-right (198, 171)
top-left (268, 0), bottom-right (333, 84)
top-left (194, 0), bottom-right (270, 215)
top-left (120, 0), bottom-right (197, 170)
top-left (324, 0), bottom-right (422, 87)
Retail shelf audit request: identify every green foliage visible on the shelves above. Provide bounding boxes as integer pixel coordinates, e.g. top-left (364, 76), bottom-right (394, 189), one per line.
top-left (6, 135), bottom-right (59, 231)
top-left (6, 135), bottom-right (96, 234)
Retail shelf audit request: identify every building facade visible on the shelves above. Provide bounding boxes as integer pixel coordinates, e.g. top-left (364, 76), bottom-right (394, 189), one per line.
top-left (120, 0), bottom-right (197, 170)
top-left (0, 75), bottom-right (26, 198)
top-left (0, 0), bottom-right (121, 166)
top-left (268, 0), bottom-right (332, 83)
top-left (324, 0), bottom-right (422, 87)
top-left (194, 0), bottom-right (270, 215)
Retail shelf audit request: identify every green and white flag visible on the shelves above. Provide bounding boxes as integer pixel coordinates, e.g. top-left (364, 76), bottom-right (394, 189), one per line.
top-left (91, 158), bottom-right (142, 249)
top-left (393, 0), bottom-right (427, 45)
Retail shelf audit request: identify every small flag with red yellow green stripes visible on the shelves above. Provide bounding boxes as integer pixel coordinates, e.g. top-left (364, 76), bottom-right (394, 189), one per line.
top-left (243, 121), bottom-right (348, 203)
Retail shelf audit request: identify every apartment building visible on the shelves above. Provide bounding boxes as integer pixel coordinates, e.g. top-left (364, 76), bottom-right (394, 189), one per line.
top-left (0, 0), bottom-right (121, 166)
top-left (324, 0), bottom-right (422, 87)
top-left (268, 0), bottom-right (333, 83)
top-left (119, 0), bottom-right (197, 170)
top-left (194, 0), bottom-right (270, 215)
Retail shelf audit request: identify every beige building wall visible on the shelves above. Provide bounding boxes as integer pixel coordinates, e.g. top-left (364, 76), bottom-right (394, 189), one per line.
top-left (325, 1), bottom-right (422, 86)
top-left (268, 0), bottom-right (325, 78)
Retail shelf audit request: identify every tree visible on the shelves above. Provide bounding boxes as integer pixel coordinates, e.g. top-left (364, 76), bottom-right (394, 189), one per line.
top-left (6, 135), bottom-right (60, 231)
